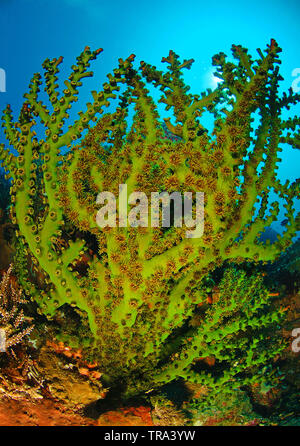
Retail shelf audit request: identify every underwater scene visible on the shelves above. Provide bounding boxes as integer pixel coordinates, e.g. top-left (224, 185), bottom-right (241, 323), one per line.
top-left (0, 0), bottom-right (299, 429)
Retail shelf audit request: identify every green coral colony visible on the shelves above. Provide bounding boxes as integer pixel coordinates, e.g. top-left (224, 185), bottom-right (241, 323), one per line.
top-left (0, 40), bottom-right (299, 399)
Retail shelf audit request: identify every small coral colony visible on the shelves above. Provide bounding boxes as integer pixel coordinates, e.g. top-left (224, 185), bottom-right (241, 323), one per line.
top-left (0, 39), bottom-right (299, 415)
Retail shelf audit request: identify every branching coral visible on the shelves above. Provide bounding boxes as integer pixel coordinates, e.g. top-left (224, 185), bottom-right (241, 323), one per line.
top-left (0, 265), bottom-right (34, 354)
top-left (0, 41), bottom-right (298, 398)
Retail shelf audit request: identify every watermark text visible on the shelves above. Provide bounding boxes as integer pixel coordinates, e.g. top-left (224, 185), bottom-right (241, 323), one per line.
top-left (96, 185), bottom-right (204, 238)
top-left (292, 328), bottom-right (300, 353)
top-left (292, 68), bottom-right (300, 93)
top-left (0, 68), bottom-right (6, 92)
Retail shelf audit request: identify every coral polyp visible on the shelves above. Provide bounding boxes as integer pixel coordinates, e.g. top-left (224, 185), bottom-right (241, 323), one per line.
top-left (0, 41), bottom-right (299, 398)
